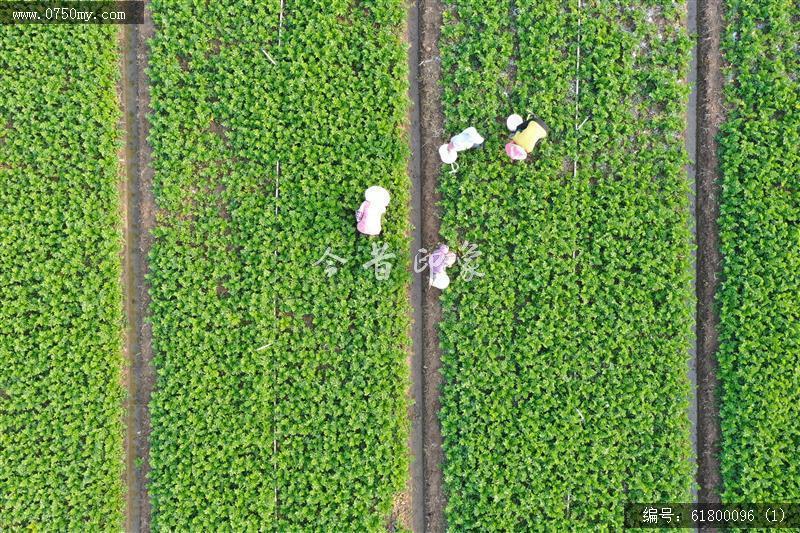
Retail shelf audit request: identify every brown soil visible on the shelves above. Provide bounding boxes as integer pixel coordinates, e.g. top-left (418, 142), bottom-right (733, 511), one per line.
top-left (121, 3), bottom-right (156, 531)
top-left (696, 0), bottom-right (724, 510)
top-left (419, 0), bottom-right (447, 530)
top-left (398, 0), bottom-right (425, 530)
top-left (387, 481), bottom-right (413, 532)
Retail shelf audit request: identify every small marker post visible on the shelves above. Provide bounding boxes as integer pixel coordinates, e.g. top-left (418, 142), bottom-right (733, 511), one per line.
top-left (261, 49), bottom-right (277, 65)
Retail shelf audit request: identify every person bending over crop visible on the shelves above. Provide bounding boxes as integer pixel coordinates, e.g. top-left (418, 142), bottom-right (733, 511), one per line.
top-left (505, 113), bottom-right (548, 161)
top-left (429, 244), bottom-right (457, 289)
top-left (356, 186), bottom-right (391, 236)
top-left (439, 127), bottom-right (485, 164)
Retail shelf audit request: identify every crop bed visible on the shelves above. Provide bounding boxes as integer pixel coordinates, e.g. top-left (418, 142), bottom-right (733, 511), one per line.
top-left (717, 0), bottom-right (800, 501)
top-left (0, 27), bottom-right (125, 529)
top-left (437, 0), bottom-right (694, 528)
top-left (146, 0), bottom-right (411, 530)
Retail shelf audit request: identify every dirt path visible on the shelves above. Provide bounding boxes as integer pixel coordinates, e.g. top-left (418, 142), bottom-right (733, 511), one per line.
top-left (121, 4), bottom-right (156, 531)
top-left (418, 0), bottom-right (447, 530)
top-left (119, 24), bottom-right (137, 532)
top-left (695, 0), bottom-right (724, 508)
top-left (406, 0), bottom-right (426, 532)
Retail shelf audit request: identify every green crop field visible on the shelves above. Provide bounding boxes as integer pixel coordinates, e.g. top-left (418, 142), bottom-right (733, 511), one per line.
top-left (146, 0), bottom-right (411, 529)
top-left (437, 0), bottom-right (694, 528)
top-left (0, 26), bottom-right (125, 529)
top-left (3, 0), bottom-right (800, 529)
top-left (718, 0), bottom-right (800, 502)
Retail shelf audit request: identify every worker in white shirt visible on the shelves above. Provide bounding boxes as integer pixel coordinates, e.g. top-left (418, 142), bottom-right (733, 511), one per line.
top-left (439, 126), bottom-right (485, 164)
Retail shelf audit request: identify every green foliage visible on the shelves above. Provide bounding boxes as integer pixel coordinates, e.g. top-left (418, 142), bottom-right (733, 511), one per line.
top-left (0, 26), bottom-right (125, 530)
top-left (718, 0), bottom-right (800, 502)
top-left (438, 0), bottom-right (694, 529)
top-left (146, 0), bottom-right (411, 530)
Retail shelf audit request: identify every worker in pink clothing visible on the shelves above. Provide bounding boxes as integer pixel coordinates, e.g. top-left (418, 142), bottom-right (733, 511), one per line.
top-left (356, 186), bottom-right (391, 236)
top-left (429, 244), bottom-right (457, 289)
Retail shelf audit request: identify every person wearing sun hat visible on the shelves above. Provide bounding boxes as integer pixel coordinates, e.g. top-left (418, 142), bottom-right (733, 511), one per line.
top-left (356, 186), bottom-right (391, 236)
top-left (505, 113), bottom-right (548, 161)
top-left (438, 126), bottom-right (485, 164)
top-left (429, 244), bottom-right (457, 290)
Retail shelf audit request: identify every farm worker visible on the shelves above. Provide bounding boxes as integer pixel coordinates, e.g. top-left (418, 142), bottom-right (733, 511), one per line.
top-left (356, 186), bottom-right (391, 236)
top-left (439, 126), bottom-right (485, 164)
top-left (429, 244), bottom-right (457, 290)
top-left (505, 113), bottom-right (548, 161)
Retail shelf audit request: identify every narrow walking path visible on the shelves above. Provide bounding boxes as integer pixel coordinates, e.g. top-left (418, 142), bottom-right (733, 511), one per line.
top-left (695, 0), bottom-right (725, 506)
top-left (121, 6), bottom-right (156, 530)
top-left (407, 0), bottom-right (426, 531)
top-left (418, 0), bottom-right (447, 530)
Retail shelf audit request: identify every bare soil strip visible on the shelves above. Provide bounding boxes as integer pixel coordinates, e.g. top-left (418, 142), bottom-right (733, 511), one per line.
top-left (122, 4), bottom-right (156, 530)
top-left (406, 0), bottom-right (426, 531)
top-left (418, 0), bottom-right (447, 530)
top-left (119, 25), bottom-right (137, 532)
top-left (695, 0), bottom-right (724, 507)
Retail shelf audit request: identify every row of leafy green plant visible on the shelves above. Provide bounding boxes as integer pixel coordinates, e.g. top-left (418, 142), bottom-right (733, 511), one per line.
top-left (0, 26), bottom-right (125, 529)
top-left (718, 0), bottom-right (800, 502)
top-left (147, 0), bottom-right (411, 529)
top-left (437, 0), bottom-right (694, 528)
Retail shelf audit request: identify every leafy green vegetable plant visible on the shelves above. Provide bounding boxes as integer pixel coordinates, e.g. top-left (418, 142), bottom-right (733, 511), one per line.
top-left (718, 0), bottom-right (800, 502)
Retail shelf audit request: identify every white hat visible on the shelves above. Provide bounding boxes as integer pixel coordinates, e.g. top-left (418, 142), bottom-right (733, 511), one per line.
top-left (506, 113), bottom-right (524, 132)
top-left (450, 127), bottom-right (484, 150)
top-left (463, 127), bottom-right (484, 145)
top-left (365, 186), bottom-right (390, 207)
top-left (439, 144), bottom-right (457, 164)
